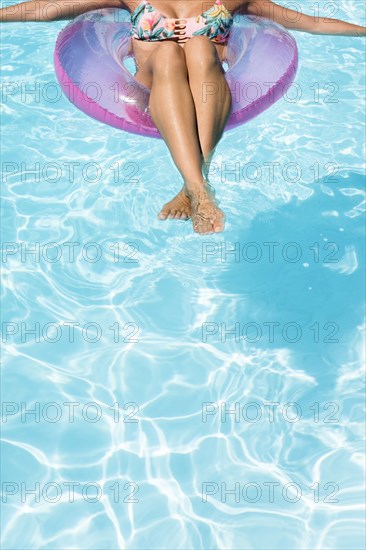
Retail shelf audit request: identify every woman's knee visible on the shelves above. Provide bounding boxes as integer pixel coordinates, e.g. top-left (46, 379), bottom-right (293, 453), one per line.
top-left (184, 36), bottom-right (220, 71)
top-left (151, 42), bottom-right (187, 77)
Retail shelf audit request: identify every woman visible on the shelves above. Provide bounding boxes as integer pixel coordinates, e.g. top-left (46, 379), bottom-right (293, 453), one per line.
top-left (1, 1), bottom-right (365, 235)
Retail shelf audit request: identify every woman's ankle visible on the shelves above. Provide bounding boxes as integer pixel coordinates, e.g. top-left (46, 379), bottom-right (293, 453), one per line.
top-left (184, 179), bottom-right (213, 197)
top-left (184, 181), bottom-right (204, 196)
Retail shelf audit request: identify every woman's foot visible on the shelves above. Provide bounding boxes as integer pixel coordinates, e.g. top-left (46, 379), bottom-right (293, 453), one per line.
top-left (189, 182), bottom-right (225, 235)
top-left (158, 188), bottom-right (191, 220)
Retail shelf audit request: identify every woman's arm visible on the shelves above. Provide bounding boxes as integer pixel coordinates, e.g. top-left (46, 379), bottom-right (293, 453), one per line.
top-left (0, 0), bottom-right (127, 22)
top-left (246, 0), bottom-right (366, 36)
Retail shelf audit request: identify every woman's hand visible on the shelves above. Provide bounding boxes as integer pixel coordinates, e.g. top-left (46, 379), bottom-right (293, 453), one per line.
top-left (245, 0), bottom-right (366, 37)
top-left (0, 0), bottom-right (127, 22)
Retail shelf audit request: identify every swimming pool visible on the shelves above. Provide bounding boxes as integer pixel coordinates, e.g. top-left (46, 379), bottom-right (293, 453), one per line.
top-left (1, 1), bottom-right (365, 548)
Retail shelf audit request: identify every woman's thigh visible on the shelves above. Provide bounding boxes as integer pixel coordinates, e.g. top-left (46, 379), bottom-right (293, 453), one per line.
top-left (133, 39), bottom-right (227, 90)
top-left (132, 43), bottom-right (159, 90)
top-left (132, 41), bottom-right (182, 89)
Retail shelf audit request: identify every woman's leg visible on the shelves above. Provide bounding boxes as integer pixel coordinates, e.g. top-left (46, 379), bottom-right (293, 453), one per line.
top-left (134, 41), bottom-right (224, 234)
top-left (184, 37), bottom-right (232, 171)
top-left (158, 37), bottom-right (232, 231)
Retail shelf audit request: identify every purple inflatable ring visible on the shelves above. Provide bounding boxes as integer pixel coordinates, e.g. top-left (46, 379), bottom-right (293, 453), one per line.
top-left (54, 8), bottom-right (298, 138)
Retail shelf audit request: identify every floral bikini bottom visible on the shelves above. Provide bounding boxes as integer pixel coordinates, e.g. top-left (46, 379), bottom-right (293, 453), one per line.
top-left (130, 0), bottom-right (234, 44)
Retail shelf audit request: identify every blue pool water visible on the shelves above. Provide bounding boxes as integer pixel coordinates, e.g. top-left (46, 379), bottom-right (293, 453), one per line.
top-left (1, 1), bottom-right (365, 548)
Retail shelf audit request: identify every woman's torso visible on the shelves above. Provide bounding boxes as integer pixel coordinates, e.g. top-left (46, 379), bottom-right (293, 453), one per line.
top-left (122, 0), bottom-right (249, 70)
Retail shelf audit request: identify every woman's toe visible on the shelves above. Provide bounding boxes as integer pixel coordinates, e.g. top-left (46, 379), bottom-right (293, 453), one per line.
top-left (213, 214), bottom-right (225, 232)
top-left (158, 209), bottom-right (169, 220)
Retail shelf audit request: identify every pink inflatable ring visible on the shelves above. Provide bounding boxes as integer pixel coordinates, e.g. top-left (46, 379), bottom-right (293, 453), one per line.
top-left (54, 8), bottom-right (298, 138)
